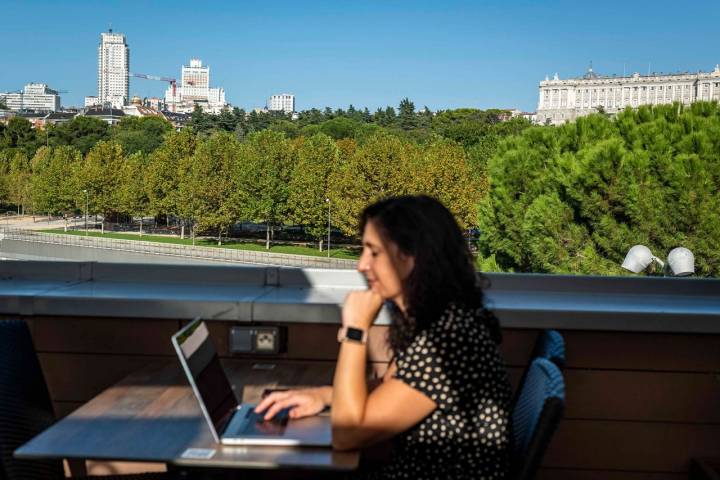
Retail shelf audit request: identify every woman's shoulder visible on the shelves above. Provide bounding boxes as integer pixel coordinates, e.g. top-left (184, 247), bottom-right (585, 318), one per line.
top-left (434, 302), bottom-right (492, 336)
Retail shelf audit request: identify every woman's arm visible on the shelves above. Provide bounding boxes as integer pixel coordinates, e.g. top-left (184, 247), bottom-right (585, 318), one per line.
top-left (331, 291), bottom-right (436, 450)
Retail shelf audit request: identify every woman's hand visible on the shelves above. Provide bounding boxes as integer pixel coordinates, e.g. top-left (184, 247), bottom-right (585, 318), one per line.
top-left (342, 290), bottom-right (384, 330)
top-left (254, 386), bottom-right (332, 420)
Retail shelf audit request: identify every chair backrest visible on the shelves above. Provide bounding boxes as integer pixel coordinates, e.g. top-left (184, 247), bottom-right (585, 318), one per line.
top-left (511, 330), bottom-right (566, 411)
top-left (510, 357), bottom-right (565, 480)
top-left (532, 330), bottom-right (565, 369)
top-left (0, 319), bottom-right (64, 480)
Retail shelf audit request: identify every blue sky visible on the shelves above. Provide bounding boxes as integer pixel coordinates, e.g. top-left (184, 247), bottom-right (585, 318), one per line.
top-left (1, 0), bottom-right (718, 112)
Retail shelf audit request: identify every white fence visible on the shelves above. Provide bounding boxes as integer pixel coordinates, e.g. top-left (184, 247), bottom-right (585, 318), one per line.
top-left (0, 228), bottom-right (358, 269)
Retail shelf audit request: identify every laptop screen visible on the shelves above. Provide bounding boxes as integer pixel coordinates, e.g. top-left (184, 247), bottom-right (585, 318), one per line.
top-left (173, 319), bottom-right (238, 436)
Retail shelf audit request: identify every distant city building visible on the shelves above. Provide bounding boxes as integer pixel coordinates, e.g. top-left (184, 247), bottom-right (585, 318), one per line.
top-left (82, 106), bottom-right (125, 126)
top-left (499, 108), bottom-right (536, 123)
top-left (0, 83), bottom-right (61, 112)
top-left (164, 58), bottom-right (227, 114)
top-left (123, 96), bottom-right (165, 118)
top-left (43, 112), bottom-right (77, 126)
top-left (161, 110), bottom-right (192, 129)
top-left (268, 94), bottom-right (295, 114)
top-left (13, 111), bottom-right (47, 128)
top-left (84, 96), bottom-right (101, 108)
top-left (537, 64), bottom-right (720, 125)
top-left (97, 30), bottom-right (130, 109)
top-left (144, 96), bottom-right (165, 111)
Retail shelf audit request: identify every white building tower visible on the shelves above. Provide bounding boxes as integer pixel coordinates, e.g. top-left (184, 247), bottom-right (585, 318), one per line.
top-left (97, 29), bottom-right (129, 109)
top-left (268, 94), bottom-right (295, 114)
top-left (165, 58), bottom-right (227, 114)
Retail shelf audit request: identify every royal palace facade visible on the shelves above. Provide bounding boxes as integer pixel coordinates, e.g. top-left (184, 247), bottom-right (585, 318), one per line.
top-left (536, 64), bottom-right (720, 125)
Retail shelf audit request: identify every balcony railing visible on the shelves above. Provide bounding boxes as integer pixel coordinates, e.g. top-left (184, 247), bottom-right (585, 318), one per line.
top-left (2, 260), bottom-right (720, 478)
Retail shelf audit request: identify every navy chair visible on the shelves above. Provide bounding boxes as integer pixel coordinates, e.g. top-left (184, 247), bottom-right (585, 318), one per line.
top-left (509, 357), bottom-right (565, 480)
top-left (0, 319), bottom-right (172, 480)
top-left (511, 329), bottom-right (566, 411)
top-left (531, 330), bottom-right (565, 369)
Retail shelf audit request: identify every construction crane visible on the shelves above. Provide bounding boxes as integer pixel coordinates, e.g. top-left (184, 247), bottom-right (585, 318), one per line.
top-left (102, 69), bottom-right (179, 111)
top-left (130, 73), bottom-right (177, 112)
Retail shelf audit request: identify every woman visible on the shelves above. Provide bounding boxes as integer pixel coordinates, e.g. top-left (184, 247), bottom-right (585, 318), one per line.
top-left (256, 195), bottom-right (512, 479)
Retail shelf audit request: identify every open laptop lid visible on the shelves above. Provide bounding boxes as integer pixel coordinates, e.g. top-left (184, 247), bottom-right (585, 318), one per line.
top-left (171, 318), bottom-right (238, 443)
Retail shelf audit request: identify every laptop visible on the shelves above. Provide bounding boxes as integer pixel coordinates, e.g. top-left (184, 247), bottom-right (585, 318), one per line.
top-left (171, 318), bottom-right (332, 446)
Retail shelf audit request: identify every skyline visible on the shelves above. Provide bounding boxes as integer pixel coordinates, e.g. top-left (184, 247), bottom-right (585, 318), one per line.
top-left (1, 0), bottom-right (719, 112)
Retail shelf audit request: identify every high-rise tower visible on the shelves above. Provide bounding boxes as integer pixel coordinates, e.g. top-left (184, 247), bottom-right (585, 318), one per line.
top-left (97, 29), bottom-right (129, 109)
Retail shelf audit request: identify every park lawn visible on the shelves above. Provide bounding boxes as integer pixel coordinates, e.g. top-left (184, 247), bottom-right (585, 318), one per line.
top-left (39, 229), bottom-right (360, 260)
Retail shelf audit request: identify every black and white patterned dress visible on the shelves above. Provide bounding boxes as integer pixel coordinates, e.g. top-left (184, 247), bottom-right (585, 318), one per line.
top-left (364, 303), bottom-right (512, 480)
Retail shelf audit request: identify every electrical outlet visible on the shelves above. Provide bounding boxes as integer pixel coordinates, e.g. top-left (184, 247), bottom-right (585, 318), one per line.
top-left (229, 326), bottom-right (285, 354)
top-left (255, 328), bottom-right (278, 352)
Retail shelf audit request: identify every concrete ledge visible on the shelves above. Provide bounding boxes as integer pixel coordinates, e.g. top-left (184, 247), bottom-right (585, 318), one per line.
top-left (1, 261), bottom-right (720, 333)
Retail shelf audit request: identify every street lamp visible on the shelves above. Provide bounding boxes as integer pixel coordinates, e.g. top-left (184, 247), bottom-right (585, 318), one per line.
top-left (325, 198), bottom-right (331, 259)
top-left (83, 189), bottom-right (88, 236)
top-left (621, 245), bottom-right (695, 276)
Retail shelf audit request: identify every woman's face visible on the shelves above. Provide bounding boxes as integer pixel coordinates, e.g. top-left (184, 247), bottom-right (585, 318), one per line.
top-left (357, 219), bottom-right (415, 311)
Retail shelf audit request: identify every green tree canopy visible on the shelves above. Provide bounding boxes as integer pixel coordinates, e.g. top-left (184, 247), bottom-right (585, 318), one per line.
top-left (287, 133), bottom-right (339, 247)
top-left (30, 146), bottom-right (81, 217)
top-left (112, 116), bottom-right (173, 155)
top-left (230, 130), bottom-right (294, 248)
top-left (479, 103), bottom-right (720, 276)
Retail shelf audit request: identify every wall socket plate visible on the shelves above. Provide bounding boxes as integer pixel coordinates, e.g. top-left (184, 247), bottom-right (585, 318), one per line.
top-left (229, 326), bottom-right (285, 354)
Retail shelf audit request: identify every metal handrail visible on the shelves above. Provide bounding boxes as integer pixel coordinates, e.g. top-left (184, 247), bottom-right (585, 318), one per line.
top-left (0, 228), bottom-right (357, 269)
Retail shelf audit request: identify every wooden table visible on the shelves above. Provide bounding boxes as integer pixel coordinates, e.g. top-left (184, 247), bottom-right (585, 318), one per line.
top-left (15, 360), bottom-right (359, 474)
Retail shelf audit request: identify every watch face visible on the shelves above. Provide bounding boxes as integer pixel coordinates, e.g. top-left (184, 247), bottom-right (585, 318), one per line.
top-left (346, 327), bottom-right (365, 342)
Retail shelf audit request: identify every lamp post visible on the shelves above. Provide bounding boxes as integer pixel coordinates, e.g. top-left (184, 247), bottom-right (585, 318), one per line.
top-left (325, 198), bottom-right (331, 259)
top-left (83, 189), bottom-right (88, 236)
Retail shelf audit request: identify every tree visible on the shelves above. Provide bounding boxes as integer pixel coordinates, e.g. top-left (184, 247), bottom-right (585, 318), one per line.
top-left (179, 132), bottom-right (239, 244)
top-left (287, 133), bottom-right (339, 249)
top-left (329, 132), bottom-right (416, 236)
top-left (1, 117), bottom-right (37, 155)
top-left (478, 104), bottom-right (720, 276)
top-left (30, 146), bottom-right (81, 223)
top-left (5, 151), bottom-right (32, 214)
top-left (145, 129), bottom-right (197, 236)
top-left (54, 116), bottom-right (109, 155)
top-left (412, 138), bottom-right (480, 229)
top-left (398, 98), bottom-right (418, 131)
top-left (74, 140), bottom-right (124, 230)
top-left (115, 152), bottom-right (150, 235)
top-left (318, 117), bottom-right (362, 140)
top-left (230, 130), bottom-right (294, 249)
top-left (112, 116), bottom-right (173, 155)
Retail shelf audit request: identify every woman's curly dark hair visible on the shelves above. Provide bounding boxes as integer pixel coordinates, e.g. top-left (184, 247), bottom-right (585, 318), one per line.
top-left (360, 195), bottom-right (501, 354)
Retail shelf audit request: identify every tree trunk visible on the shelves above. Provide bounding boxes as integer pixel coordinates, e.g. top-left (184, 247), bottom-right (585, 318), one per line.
top-left (181, 222), bottom-right (185, 239)
top-left (101, 222), bottom-right (104, 235)
top-left (139, 217), bottom-right (143, 237)
top-left (319, 239), bottom-right (323, 251)
top-left (217, 229), bottom-right (222, 246)
top-left (265, 223), bottom-right (270, 250)
top-left (192, 223), bottom-right (196, 246)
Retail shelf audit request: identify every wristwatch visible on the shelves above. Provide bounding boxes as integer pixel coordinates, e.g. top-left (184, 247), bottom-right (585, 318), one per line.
top-left (337, 325), bottom-right (368, 344)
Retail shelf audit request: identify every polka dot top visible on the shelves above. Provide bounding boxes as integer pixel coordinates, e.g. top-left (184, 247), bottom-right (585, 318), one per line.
top-left (366, 303), bottom-right (512, 480)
